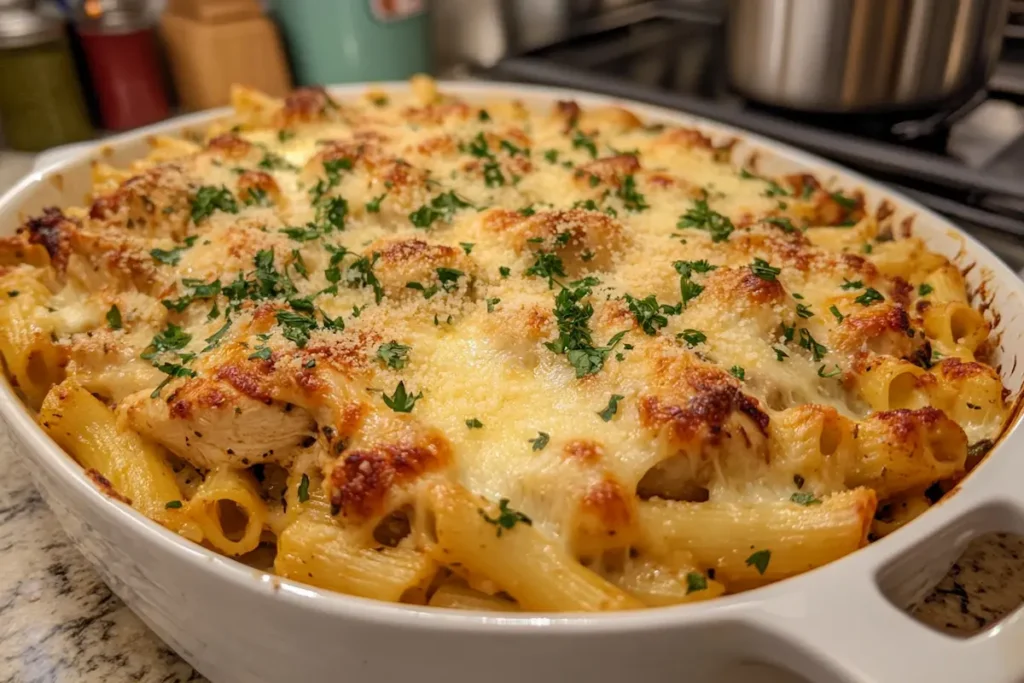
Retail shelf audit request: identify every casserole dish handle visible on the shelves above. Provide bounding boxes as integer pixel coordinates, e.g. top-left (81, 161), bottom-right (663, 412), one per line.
top-left (747, 463), bottom-right (1024, 683)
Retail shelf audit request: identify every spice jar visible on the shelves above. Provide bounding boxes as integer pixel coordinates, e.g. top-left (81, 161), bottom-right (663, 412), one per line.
top-left (75, 0), bottom-right (170, 130)
top-left (0, 8), bottom-right (92, 150)
top-left (160, 0), bottom-right (291, 111)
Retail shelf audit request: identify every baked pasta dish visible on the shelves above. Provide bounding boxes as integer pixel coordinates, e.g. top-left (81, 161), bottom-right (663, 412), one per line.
top-left (2, 77), bottom-right (1012, 611)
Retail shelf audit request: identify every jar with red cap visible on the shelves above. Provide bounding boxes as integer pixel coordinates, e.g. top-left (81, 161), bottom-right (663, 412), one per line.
top-left (74, 0), bottom-right (169, 130)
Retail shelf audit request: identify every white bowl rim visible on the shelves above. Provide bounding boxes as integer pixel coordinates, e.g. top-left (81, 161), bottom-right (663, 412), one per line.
top-left (3, 79), bottom-right (1022, 633)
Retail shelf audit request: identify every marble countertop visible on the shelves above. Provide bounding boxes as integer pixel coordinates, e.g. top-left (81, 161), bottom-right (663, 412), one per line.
top-left (0, 443), bottom-right (206, 683)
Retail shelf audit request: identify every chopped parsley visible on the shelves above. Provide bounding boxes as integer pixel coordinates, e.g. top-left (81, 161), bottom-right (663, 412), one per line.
top-left (673, 260), bottom-right (717, 277)
top-left (796, 303), bottom-right (814, 318)
top-left (543, 149), bottom-right (559, 163)
top-left (190, 185), bottom-right (238, 223)
top-left (483, 161), bottom-right (505, 187)
top-left (436, 267), bottom-right (465, 293)
top-left (280, 224), bottom-right (322, 242)
top-left (829, 305), bottom-right (845, 323)
top-left (486, 297), bottom-right (500, 313)
top-left (750, 257), bottom-right (781, 281)
top-left (150, 235), bottom-right (199, 266)
top-left (763, 216), bottom-right (798, 233)
top-left (616, 175), bottom-right (648, 212)
top-left (499, 266), bottom-right (511, 278)
top-left (465, 418), bottom-right (484, 429)
top-left (774, 347), bottom-right (789, 361)
top-left (106, 305), bottom-right (122, 330)
top-left (918, 283), bottom-right (934, 297)
top-left (409, 191), bottom-right (472, 229)
top-left (854, 288), bottom-right (884, 306)
top-left (745, 549), bottom-right (771, 575)
top-left (278, 129), bottom-right (295, 143)
top-left (459, 242), bottom-right (475, 255)
top-left (525, 251), bottom-right (567, 289)
top-left (142, 323), bottom-right (191, 361)
top-left (840, 279), bottom-right (863, 290)
top-left (677, 199), bottom-right (734, 242)
top-left (478, 109), bottom-right (491, 122)
top-left (571, 129), bottom-right (598, 158)
top-left (316, 196), bottom-right (348, 232)
top-left (730, 365), bottom-right (746, 380)
top-left (678, 329), bottom-right (707, 347)
top-left (479, 498), bottom-right (532, 537)
top-left (257, 151), bottom-right (298, 172)
top-left (529, 432), bottom-right (550, 451)
top-left (598, 394), bottom-right (625, 422)
top-left (790, 492), bottom-right (821, 506)
top-left (165, 500), bottom-right (183, 509)
top-left (276, 310), bottom-right (318, 348)
top-left (382, 381), bottom-right (422, 413)
top-left (249, 344), bottom-right (272, 361)
top-left (625, 293), bottom-right (676, 335)
top-left (344, 253), bottom-right (384, 303)
top-left (798, 328), bottom-right (828, 361)
top-left (365, 193), bottom-right (386, 213)
top-left (297, 474), bottom-right (310, 503)
top-left (818, 364), bottom-right (842, 378)
top-left (830, 191), bottom-right (858, 210)
top-left (686, 572), bottom-right (708, 594)
top-left (202, 319), bottom-right (232, 352)
top-left (377, 341), bottom-right (411, 370)
top-left (545, 283), bottom-right (627, 378)
top-left (149, 362), bottom-right (196, 398)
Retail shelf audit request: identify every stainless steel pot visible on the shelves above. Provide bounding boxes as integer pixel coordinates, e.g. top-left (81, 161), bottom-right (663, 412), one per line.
top-left (725, 0), bottom-right (1010, 112)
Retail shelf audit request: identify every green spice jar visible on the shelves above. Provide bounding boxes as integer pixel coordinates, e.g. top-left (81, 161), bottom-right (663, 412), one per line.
top-left (0, 9), bottom-right (92, 151)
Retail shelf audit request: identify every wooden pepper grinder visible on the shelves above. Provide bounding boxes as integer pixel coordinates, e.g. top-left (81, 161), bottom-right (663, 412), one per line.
top-left (159, 0), bottom-right (291, 111)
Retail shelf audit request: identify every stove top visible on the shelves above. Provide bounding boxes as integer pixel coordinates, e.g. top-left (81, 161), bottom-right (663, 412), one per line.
top-left (480, 1), bottom-right (1024, 271)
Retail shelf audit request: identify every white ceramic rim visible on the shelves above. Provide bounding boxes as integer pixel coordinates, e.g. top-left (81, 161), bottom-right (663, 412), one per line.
top-left (2, 80), bottom-right (1023, 647)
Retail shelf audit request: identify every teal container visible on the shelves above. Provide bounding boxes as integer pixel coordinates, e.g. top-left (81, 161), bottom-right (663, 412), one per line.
top-left (272, 0), bottom-right (432, 85)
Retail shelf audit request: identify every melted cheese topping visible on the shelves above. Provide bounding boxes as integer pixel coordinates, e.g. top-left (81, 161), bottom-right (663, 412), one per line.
top-left (8, 81), bottom-right (1012, 607)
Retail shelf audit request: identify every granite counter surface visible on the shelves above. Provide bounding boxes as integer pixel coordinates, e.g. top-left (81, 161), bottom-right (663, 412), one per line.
top-left (0, 444), bottom-right (206, 683)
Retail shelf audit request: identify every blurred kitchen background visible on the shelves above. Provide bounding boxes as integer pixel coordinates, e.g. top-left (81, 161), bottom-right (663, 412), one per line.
top-left (1, 0), bottom-right (1023, 272)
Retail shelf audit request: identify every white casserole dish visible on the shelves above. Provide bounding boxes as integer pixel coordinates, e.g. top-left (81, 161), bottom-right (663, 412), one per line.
top-left (1, 81), bottom-right (1023, 683)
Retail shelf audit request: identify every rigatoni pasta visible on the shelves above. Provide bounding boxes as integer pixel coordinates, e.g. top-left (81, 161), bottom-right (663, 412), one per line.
top-left (0, 77), bottom-right (1013, 611)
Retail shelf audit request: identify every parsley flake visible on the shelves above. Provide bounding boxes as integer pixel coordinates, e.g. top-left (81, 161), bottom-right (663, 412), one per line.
top-left (466, 418), bottom-right (484, 429)
top-left (190, 185), bottom-right (238, 223)
top-left (854, 288), bottom-right (884, 306)
top-left (297, 473), bottom-right (310, 503)
top-left (678, 329), bottom-right (707, 347)
top-left (382, 381), bottom-right (422, 413)
top-left (479, 498), bottom-right (532, 537)
top-left (918, 283), bottom-right (933, 297)
top-left (571, 129), bottom-right (598, 158)
top-left (377, 341), bottom-right (411, 370)
top-left (106, 305), bottom-right (122, 330)
top-left (745, 549), bottom-right (771, 575)
top-left (529, 432), bottom-right (550, 451)
top-left (677, 199), bottom-right (734, 242)
top-left (686, 572), bottom-right (708, 594)
top-left (790, 492), bottom-right (821, 506)
top-left (598, 394), bottom-right (624, 422)
top-left (750, 257), bottom-right (782, 281)
top-left (729, 365), bottom-right (745, 380)
top-left (409, 191), bottom-right (472, 229)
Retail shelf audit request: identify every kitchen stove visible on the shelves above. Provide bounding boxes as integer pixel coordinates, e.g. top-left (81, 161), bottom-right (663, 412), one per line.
top-left (480, 0), bottom-right (1024, 271)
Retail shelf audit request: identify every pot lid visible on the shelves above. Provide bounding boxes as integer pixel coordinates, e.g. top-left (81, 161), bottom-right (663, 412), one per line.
top-left (75, 0), bottom-right (152, 34)
top-left (0, 8), bottom-right (62, 49)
